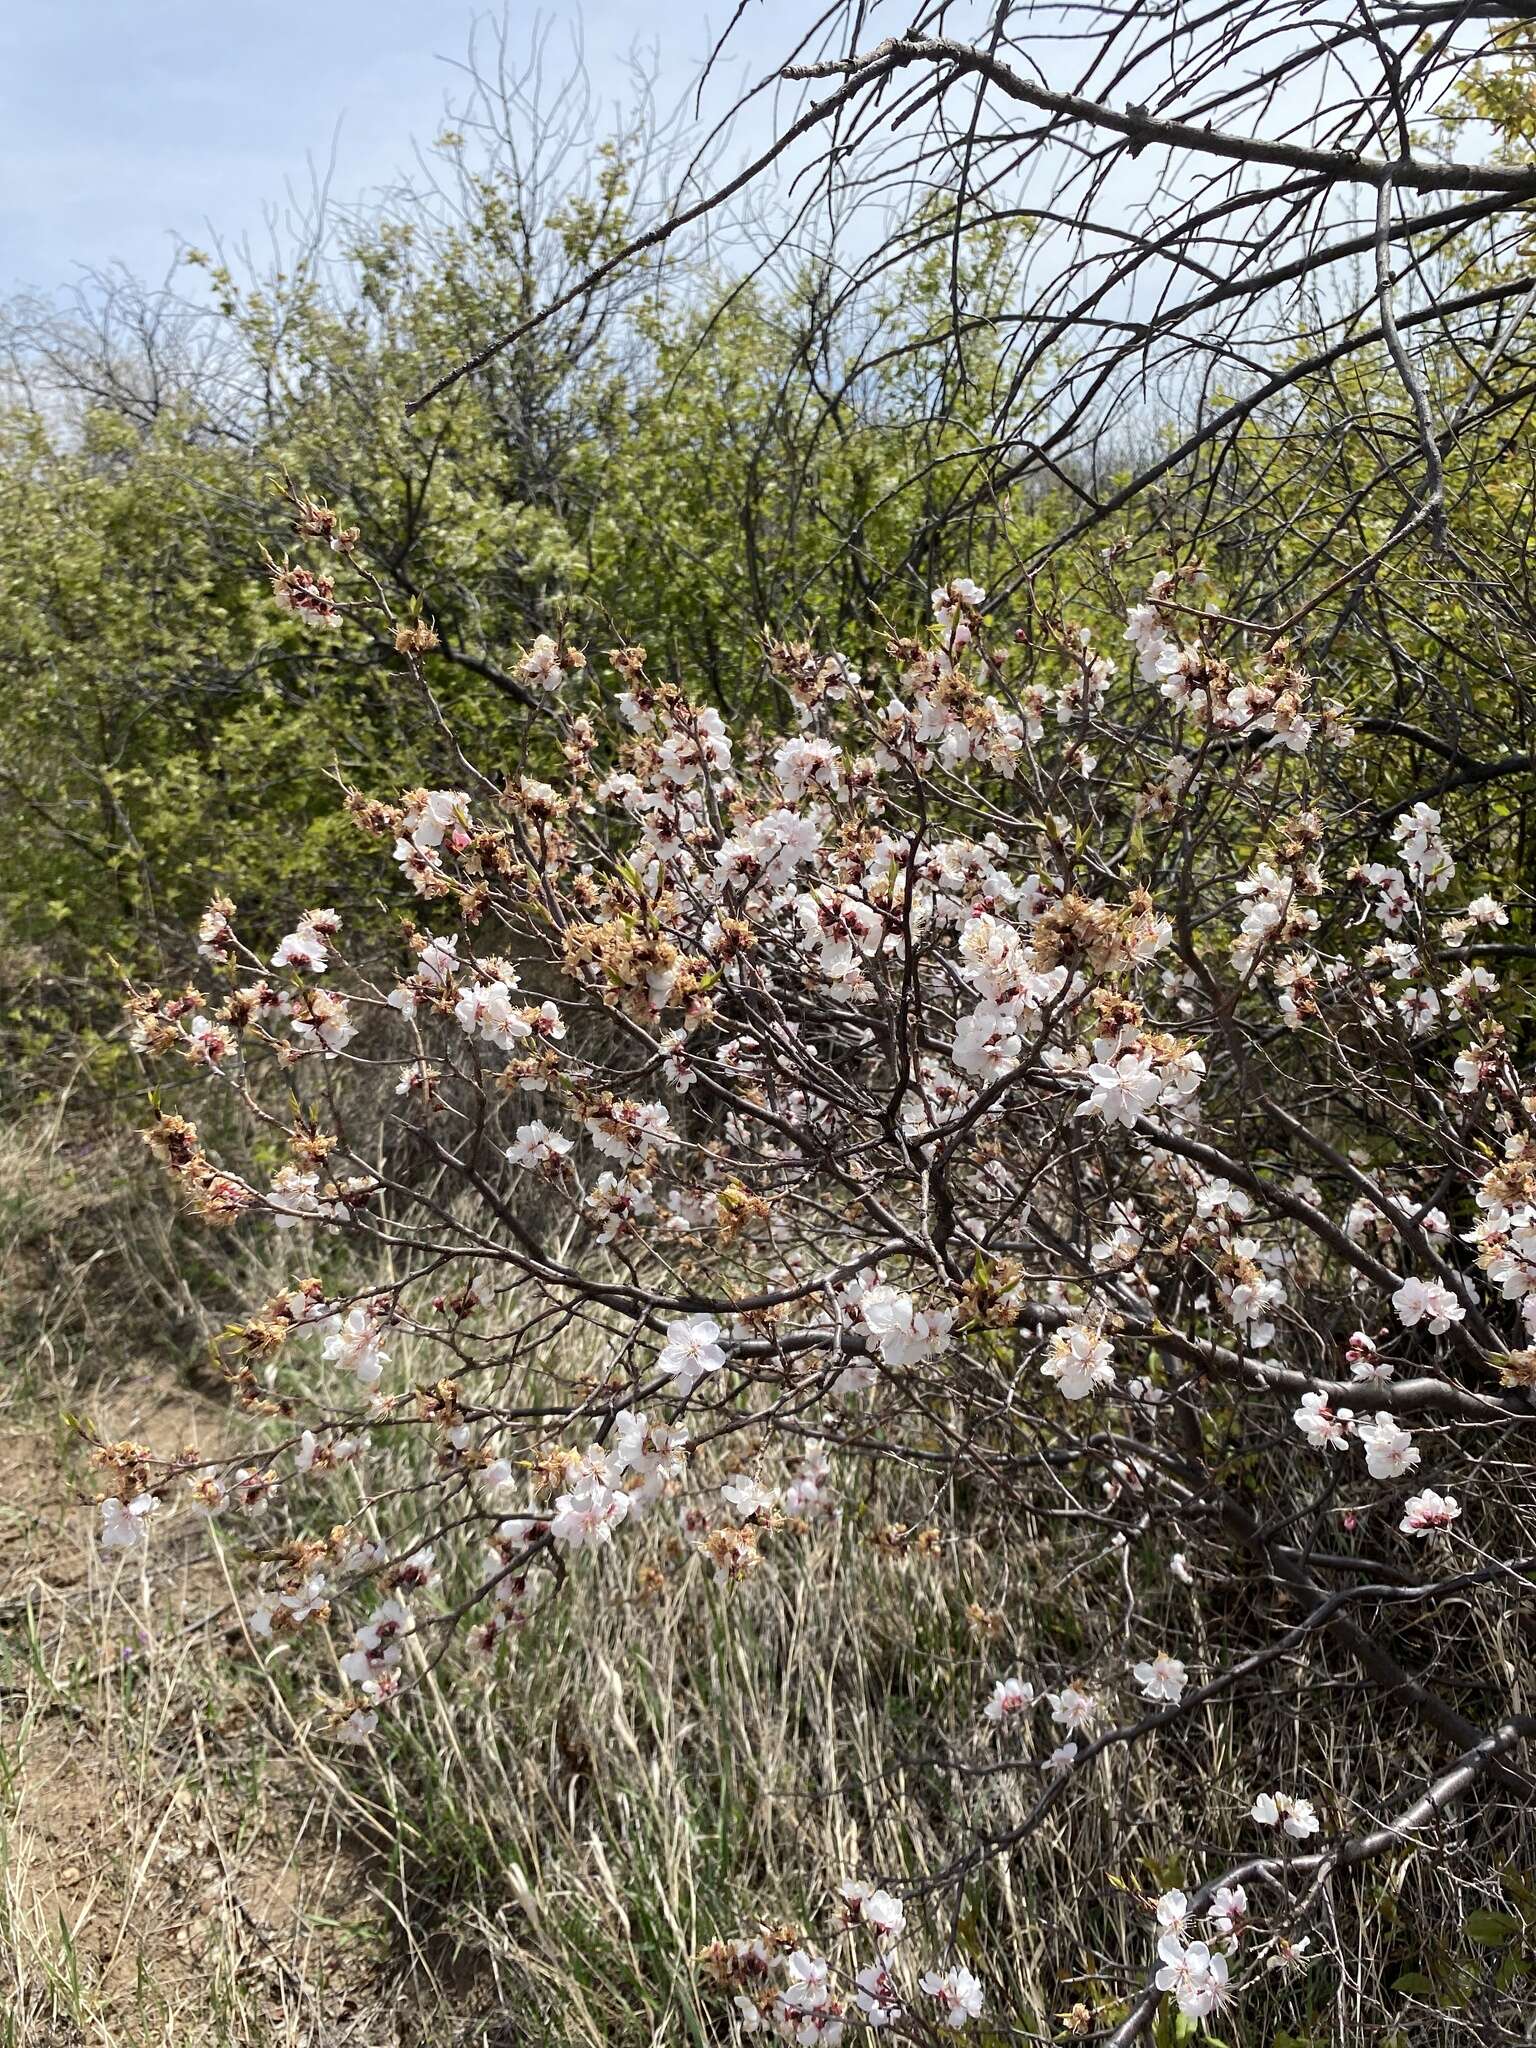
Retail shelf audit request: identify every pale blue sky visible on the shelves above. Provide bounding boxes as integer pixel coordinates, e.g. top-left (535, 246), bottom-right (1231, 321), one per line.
top-left (0, 2), bottom-right (770, 295)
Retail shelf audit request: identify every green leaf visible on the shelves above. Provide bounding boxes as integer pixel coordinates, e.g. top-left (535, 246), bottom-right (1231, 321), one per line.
top-left (1463, 1910), bottom-right (1521, 1946)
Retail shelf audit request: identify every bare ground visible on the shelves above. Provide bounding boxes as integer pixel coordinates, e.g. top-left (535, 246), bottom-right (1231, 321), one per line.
top-left (0, 1367), bottom-right (425, 2046)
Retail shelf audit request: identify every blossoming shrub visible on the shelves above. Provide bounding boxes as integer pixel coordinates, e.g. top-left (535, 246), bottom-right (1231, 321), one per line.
top-left (112, 517), bottom-right (1536, 2040)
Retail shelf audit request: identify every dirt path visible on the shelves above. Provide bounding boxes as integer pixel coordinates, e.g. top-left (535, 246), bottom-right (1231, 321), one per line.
top-left (0, 1369), bottom-right (402, 2047)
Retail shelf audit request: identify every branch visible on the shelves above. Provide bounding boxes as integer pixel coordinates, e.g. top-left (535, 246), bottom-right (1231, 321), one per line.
top-left (1106, 1716), bottom-right (1536, 2046)
top-left (406, 28), bottom-right (1536, 418)
top-left (786, 36), bottom-right (1536, 197)
top-left (1375, 174), bottom-right (1448, 548)
top-left (404, 43), bottom-right (907, 415)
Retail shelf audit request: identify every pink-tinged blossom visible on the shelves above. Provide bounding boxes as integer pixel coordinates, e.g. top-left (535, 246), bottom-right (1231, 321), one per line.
top-left (1195, 1176), bottom-right (1251, 1221)
top-left (932, 576), bottom-right (986, 618)
top-left (248, 1573), bottom-right (329, 1638)
top-left (1393, 803), bottom-right (1455, 894)
top-left (1443, 965), bottom-right (1498, 1019)
top-left (288, 988), bottom-right (357, 1054)
top-left (506, 1121), bottom-right (573, 1171)
top-left (1042, 1322), bottom-right (1115, 1400)
top-left (1155, 1890), bottom-right (1190, 1938)
top-left (715, 807), bottom-right (822, 893)
top-left (610, 1410), bottom-right (689, 1500)
top-left (585, 1171), bottom-right (655, 1243)
top-left (296, 1428), bottom-right (359, 1474)
top-left (1401, 1489), bottom-right (1461, 1536)
top-left (333, 1699), bottom-right (381, 1745)
top-left (1125, 589), bottom-right (1177, 683)
top-left (1048, 1684), bottom-right (1098, 1733)
top-left (854, 1962), bottom-right (904, 2027)
top-left (720, 1472), bottom-right (777, 1520)
top-left (776, 1949), bottom-right (845, 2043)
top-left (860, 1285), bottom-right (954, 1368)
top-left (984, 1676), bottom-right (1037, 1724)
top-left (1361, 862), bottom-right (1412, 930)
top-left (584, 1098), bottom-right (675, 1160)
top-left (1252, 1790), bottom-right (1321, 1839)
top-left (1209, 1884), bottom-right (1248, 1939)
top-left (1078, 1046), bottom-right (1163, 1126)
top-left (322, 1307), bottom-right (389, 1388)
top-left (797, 889), bottom-right (883, 980)
top-left (838, 1881), bottom-right (906, 1944)
top-left (658, 705), bottom-right (732, 783)
top-left (1396, 984), bottom-right (1441, 1036)
top-left (1133, 1651), bottom-right (1189, 1704)
top-left (1469, 1205), bottom-right (1536, 1309)
top-left (183, 1013), bottom-right (231, 1068)
top-left (783, 1441), bottom-right (838, 1520)
top-left (1346, 1331), bottom-right (1393, 1382)
top-left (99, 1493), bottom-right (158, 1550)
top-left (1460, 893), bottom-right (1507, 928)
top-left (394, 840), bottom-right (441, 895)
top-left (1154, 1934), bottom-right (1231, 2021)
top-left (1392, 1274), bottom-right (1467, 1335)
top-left (516, 633), bottom-right (572, 693)
top-left (1355, 1411), bottom-right (1419, 1481)
top-left (1292, 1391), bottom-right (1354, 1450)
top-left (549, 1481), bottom-right (630, 1551)
top-left (1223, 1242), bottom-right (1284, 1348)
top-left (918, 1963), bottom-right (985, 2029)
top-left (400, 790), bottom-right (470, 852)
top-left (271, 915), bottom-right (333, 973)
top-left (951, 1003), bottom-right (1022, 1081)
top-left (266, 1168), bottom-right (344, 1230)
top-left (340, 1598), bottom-right (413, 1683)
top-left (415, 934), bottom-right (460, 986)
top-left (196, 902), bottom-right (236, 961)
top-left (774, 734), bottom-right (845, 803)
top-left (454, 978), bottom-right (530, 1053)
top-left (659, 1314), bottom-right (727, 1394)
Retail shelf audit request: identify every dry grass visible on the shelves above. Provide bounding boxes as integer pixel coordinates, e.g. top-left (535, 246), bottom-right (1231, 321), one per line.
top-left (1, 1120), bottom-right (1533, 2046)
top-left (0, 1122), bottom-right (393, 2044)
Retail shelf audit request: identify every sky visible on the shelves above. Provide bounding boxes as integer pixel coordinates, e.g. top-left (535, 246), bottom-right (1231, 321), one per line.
top-left (0, 2), bottom-right (771, 298)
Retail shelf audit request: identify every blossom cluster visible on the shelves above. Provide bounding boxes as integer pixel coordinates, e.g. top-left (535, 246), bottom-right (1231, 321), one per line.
top-left (703, 1880), bottom-right (983, 2040)
top-left (111, 535), bottom-right (1535, 2036)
